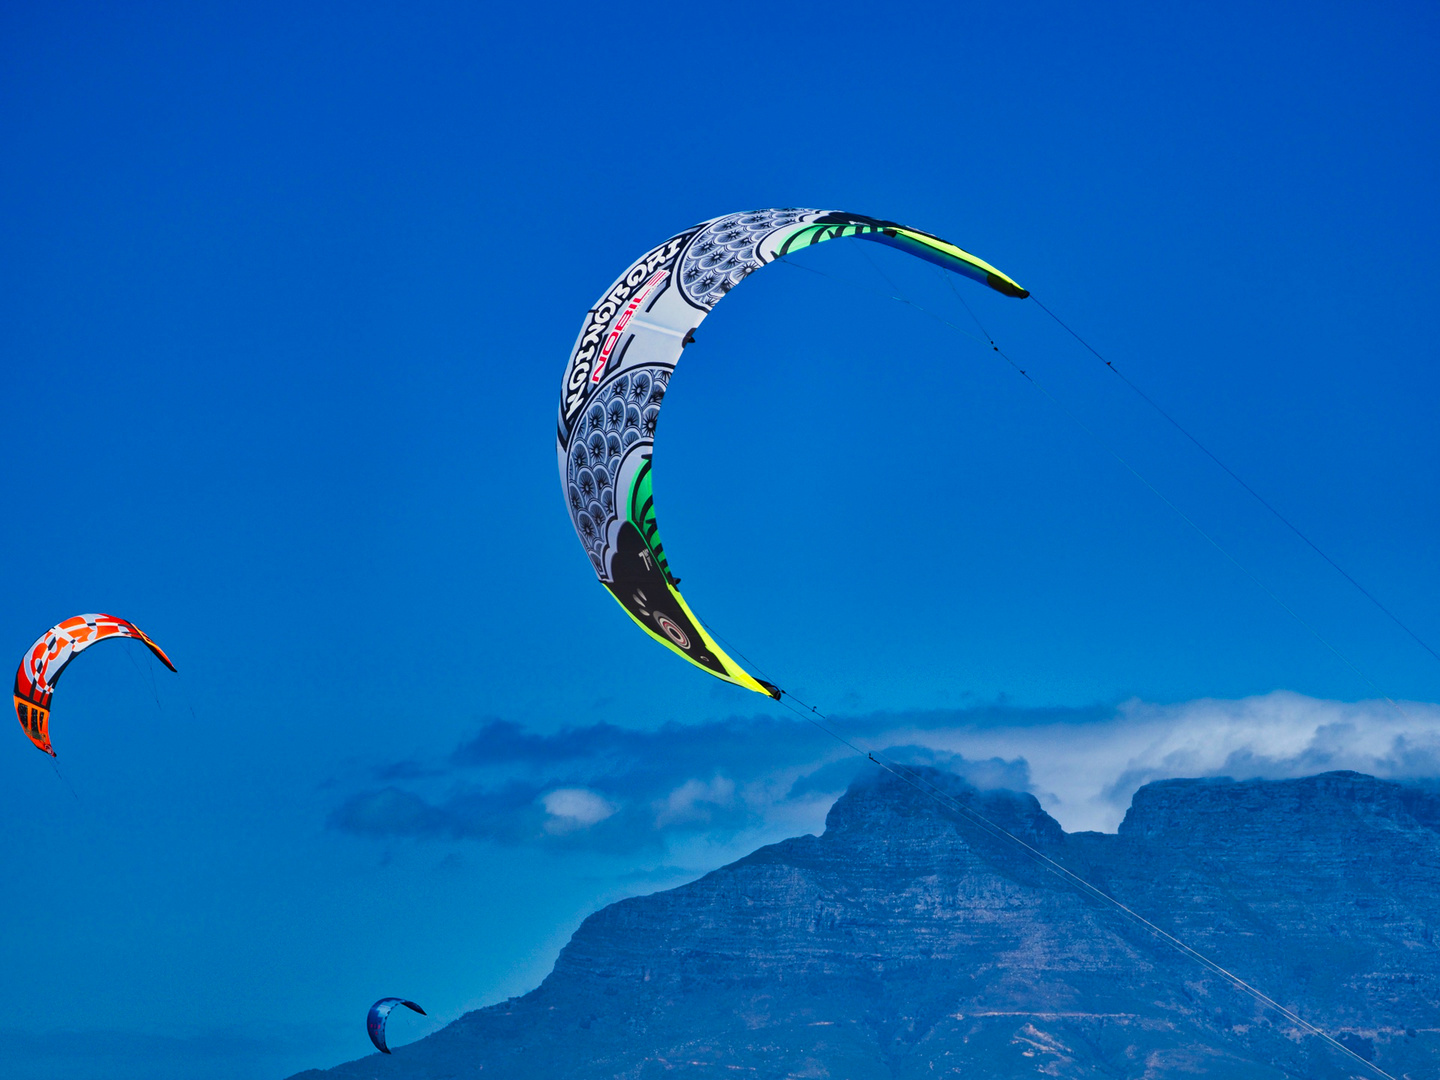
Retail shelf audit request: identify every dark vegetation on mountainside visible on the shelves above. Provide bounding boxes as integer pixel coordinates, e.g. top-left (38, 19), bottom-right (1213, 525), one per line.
top-left (292, 769), bottom-right (1440, 1079)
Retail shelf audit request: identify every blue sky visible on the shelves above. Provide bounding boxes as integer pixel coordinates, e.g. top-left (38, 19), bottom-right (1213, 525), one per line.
top-left (2, 2), bottom-right (1437, 1077)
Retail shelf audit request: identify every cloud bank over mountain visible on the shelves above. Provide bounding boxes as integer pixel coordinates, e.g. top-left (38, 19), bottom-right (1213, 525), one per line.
top-left (329, 691), bottom-right (1440, 853)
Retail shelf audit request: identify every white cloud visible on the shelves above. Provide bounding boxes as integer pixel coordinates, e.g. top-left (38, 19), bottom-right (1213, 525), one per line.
top-left (894, 691), bottom-right (1440, 832)
top-left (339, 692), bottom-right (1440, 851)
top-left (654, 776), bottom-right (736, 827)
top-left (541, 788), bottom-right (616, 833)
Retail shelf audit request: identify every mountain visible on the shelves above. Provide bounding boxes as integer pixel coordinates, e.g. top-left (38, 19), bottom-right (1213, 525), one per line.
top-left (290, 769), bottom-right (1440, 1078)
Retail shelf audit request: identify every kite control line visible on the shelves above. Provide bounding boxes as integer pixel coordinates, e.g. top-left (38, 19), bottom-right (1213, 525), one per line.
top-left (943, 274), bottom-right (1410, 717)
top-left (766, 686), bottom-right (1399, 1080)
top-left (789, 249), bottom-right (1415, 716)
top-left (687, 620), bottom-right (1393, 1079)
top-left (691, 604), bottom-right (1393, 1079)
top-left (1030, 295), bottom-right (1440, 671)
top-left (694, 600), bottom-right (1401, 1080)
top-left (49, 757), bottom-right (80, 801)
top-left (558, 210), bottom-right (1406, 1080)
top-left (856, 255), bottom-right (1414, 720)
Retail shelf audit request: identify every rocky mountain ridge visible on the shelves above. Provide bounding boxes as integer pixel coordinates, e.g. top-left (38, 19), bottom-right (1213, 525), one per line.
top-left (292, 769), bottom-right (1440, 1078)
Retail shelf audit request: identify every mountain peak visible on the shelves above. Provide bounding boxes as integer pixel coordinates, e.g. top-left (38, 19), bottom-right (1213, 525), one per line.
top-left (822, 764), bottom-right (1064, 849)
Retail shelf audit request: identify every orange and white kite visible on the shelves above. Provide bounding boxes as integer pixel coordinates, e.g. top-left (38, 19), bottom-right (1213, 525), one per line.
top-left (12, 613), bottom-right (175, 756)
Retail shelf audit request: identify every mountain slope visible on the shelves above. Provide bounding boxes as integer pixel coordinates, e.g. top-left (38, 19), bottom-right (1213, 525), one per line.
top-left (292, 770), bottom-right (1440, 1078)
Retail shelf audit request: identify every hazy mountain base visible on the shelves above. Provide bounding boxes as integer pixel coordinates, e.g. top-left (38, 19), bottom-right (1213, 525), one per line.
top-left (291, 769), bottom-right (1440, 1079)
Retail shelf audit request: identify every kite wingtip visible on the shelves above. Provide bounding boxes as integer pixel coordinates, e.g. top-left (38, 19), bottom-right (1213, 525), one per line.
top-left (988, 274), bottom-right (1029, 299)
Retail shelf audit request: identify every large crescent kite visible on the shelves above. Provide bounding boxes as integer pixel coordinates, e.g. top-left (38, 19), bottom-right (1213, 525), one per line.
top-left (12, 613), bottom-right (176, 756)
top-left (556, 209), bottom-right (1027, 696)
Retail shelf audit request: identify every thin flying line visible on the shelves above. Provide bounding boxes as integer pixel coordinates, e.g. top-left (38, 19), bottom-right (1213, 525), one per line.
top-left (915, 274), bottom-right (1407, 716)
top-left (678, 252), bottom-right (1401, 1078)
top-left (1031, 294), bottom-right (1440, 669)
top-left (146, 651), bottom-right (162, 708)
top-left (50, 758), bottom-right (80, 801)
top-left (773, 692), bottom-right (872, 758)
top-left (697, 615), bottom-right (781, 690)
top-left (124, 645), bottom-right (163, 710)
top-left (777, 251), bottom-right (1404, 715)
top-left (944, 267), bottom-right (1419, 693)
top-left (988, 337), bottom-right (1408, 718)
top-left (768, 690), bottom-right (1396, 1080)
top-left (851, 240), bottom-right (905, 296)
top-left (176, 670), bottom-right (202, 725)
top-left (938, 266), bottom-right (996, 342)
